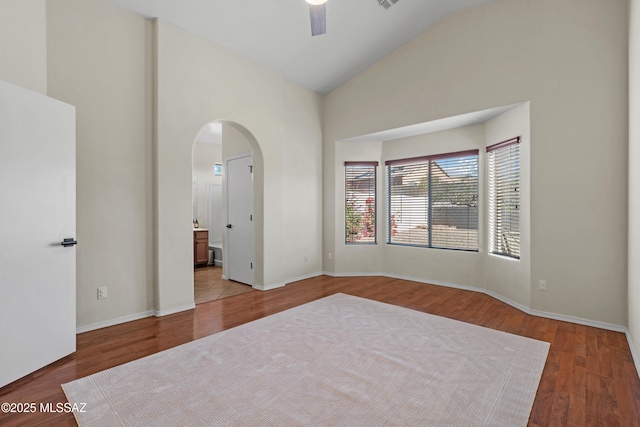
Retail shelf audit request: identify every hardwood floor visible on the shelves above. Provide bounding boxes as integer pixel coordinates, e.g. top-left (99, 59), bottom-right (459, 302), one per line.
top-left (194, 265), bottom-right (254, 304)
top-left (1, 275), bottom-right (639, 426)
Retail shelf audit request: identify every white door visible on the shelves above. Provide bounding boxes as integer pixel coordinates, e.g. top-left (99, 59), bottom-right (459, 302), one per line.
top-left (0, 80), bottom-right (76, 388)
top-left (226, 154), bottom-right (254, 286)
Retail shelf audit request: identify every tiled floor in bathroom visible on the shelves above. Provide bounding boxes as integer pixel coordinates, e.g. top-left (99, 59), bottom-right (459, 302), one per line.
top-left (194, 265), bottom-right (255, 305)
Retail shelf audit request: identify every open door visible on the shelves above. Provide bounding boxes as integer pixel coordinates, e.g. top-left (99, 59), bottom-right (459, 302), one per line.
top-left (0, 80), bottom-right (76, 388)
top-left (226, 154), bottom-right (254, 286)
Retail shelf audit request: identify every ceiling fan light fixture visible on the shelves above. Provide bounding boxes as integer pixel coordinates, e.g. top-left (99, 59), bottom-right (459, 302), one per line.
top-left (306, 0), bottom-right (327, 5)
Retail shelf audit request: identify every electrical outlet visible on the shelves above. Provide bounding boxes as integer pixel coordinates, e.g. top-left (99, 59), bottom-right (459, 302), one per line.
top-left (538, 280), bottom-right (547, 292)
top-left (328, 252), bottom-right (333, 260)
top-left (98, 287), bottom-right (108, 299)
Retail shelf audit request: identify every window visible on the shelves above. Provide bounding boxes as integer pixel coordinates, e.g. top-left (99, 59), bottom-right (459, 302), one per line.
top-left (386, 150), bottom-right (479, 251)
top-left (487, 137), bottom-right (520, 259)
top-left (345, 162), bottom-right (378, 244)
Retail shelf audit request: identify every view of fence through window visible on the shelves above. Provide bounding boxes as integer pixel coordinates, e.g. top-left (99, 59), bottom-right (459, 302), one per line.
top-left (386, 151), bottom-right (479, 251)
top-left (345, 162), bottom-right (377, 244)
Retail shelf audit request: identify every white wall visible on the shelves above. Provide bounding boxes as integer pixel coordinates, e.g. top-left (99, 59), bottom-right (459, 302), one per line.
top-left (629, 0), bottom-right (640, 364)
top-left (325, 0), bottom-right (628, 326)
top-left (47, 0), bottom-right (154, 329)
top-left (0, 0), bottom-right (47, 94)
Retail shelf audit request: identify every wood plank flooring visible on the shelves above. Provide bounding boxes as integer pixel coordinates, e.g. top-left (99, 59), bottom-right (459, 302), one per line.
top-left (1, 275), bottom-right (639, 426)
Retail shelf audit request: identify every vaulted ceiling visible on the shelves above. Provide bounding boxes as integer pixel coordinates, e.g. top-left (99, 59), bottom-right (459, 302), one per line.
top-left (103, 0), bottom-right (502, 94)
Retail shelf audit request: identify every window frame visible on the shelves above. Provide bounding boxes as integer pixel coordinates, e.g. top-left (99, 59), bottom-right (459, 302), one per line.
top-left (344, 161), bottom-right (378, 245)
top-left (385, 149), bottom-right (479, 252)
top-left (487, 137), bottom-right (521, 259)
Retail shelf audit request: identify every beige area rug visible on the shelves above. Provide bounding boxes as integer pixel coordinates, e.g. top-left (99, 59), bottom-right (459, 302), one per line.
top-left (62, 293), bottom-right (549, 426)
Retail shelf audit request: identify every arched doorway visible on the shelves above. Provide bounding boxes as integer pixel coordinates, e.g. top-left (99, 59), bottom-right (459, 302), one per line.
top-left (191, 120), bottom-right (264, 304)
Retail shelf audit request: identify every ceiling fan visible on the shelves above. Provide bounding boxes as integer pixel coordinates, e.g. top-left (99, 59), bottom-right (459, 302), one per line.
top-left (376, 0), bottom-right (400, 9)
top-left (305, 0), bottom-right (400, 37)
top-left (306, 0), bottom-right (327, 37)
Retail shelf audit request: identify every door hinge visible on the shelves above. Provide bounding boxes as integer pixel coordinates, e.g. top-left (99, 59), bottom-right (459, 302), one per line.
top-left (249, 165), bottom-right (253, 173)
top-left (250, 214), bottom-right (252, 221)
top-left (250, 262), bottom-right (253, 269)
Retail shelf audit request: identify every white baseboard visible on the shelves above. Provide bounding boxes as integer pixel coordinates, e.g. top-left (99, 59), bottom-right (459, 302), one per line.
top-left (527, 307), bottom-right (627, 333)
top-left (385, 272), bottom-right (482, 294)
top-left (222, 275), bottom-right (228, 280)
top-left (322, 271), bottom-right (385, 277)
top-left (324, 271), bottom-right (628, 333)
top-left (252, 272), bottom-right (324, 291)
top-left (482, 290), bottom-right (532, 314)
top-left (213, 260), bottom-right (222, 267)
top-left (626, 330), bottom-right (640, 376)
top-left (285, 272), bottom-right (324, 285)
top-left (76, 310), bottom-right (155, 334)
top-left (154, 303), bottom-right (195, 317)
top-left (252, 282), bottom-right (286, 291)
top-left (76, 303), bottom-right (195, 334)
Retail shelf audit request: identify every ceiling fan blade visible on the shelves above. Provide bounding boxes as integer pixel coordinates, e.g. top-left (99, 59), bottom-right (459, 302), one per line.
top-left (309, 3), bottom-right (326, 36)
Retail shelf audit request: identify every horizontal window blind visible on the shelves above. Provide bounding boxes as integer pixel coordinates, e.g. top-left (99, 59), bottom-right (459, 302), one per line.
top-left (345, 162), bottom-right (378, 244)
top-left (386, 150), bottom-right (478, 251)
top-left (487, 138), bottom-right (520, 259)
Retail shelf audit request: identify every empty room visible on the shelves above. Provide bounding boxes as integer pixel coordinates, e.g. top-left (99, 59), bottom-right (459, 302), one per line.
top-left (1, 0), bottom-right (639, 425)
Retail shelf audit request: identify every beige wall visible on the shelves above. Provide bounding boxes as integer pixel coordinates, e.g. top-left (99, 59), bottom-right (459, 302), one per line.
top-left (3, 0), bottom-right (323, 325)
top-left (221, 123), bottom-right (253, 159)
top-left (333, 115), bottom-right (530, 306)
top-left (155, 20), bottom-right (324, 307)
top-left (334, 140), bottom-right (384, 274)
top-left (629, 0), bottom-right (640, 364)
top-left (283, 82), bottom-right (324, 280)
top-left (154, 20), bottom-right (274, 308)
top-left (332, 125), bottom-right (487, 279)
top-left (2, 0), bottom-right (633, 339)
top-left (334, 117), bottom-right (530, 305)
top-left (47, 0), bottom-right (154, 329)
top-left (380, 125), bottom-right (486, 287)
top-left (0, 0), bottom-right (47, 94)
top-left (483, 103), bottom-right (530, 308)
top-left (324, 0), bottom-right (629, 326)
top-left (192, 141), bottom-right (222, 228)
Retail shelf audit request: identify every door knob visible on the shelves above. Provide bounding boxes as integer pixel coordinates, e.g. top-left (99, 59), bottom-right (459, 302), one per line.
top-left (226, 224), bottom-right (232, 229)
top-left (60, 238), bottom-right (77, 247)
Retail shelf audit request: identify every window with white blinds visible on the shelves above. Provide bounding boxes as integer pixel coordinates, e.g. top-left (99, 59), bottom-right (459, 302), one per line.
top-left (487, 138), bottom-right (520, 259)
top-left (345, 162), bottom-right (378, 244)
top-left (386, 150), bottom-right (479, 251)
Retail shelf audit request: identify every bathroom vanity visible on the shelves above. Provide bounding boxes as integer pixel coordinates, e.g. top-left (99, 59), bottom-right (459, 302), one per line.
top-left (193, 229), bottom-right (209, 267)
